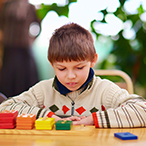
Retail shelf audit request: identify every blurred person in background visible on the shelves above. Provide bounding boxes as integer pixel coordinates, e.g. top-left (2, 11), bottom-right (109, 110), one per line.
top-left (0, 0), bottom-right (40, 97)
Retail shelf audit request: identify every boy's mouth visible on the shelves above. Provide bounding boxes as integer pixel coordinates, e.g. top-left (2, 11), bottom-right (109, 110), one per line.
top-left (66, 82), bottom-right (77, 86)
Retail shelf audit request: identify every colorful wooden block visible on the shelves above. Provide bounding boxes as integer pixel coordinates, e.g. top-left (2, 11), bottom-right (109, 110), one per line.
top-left (0, 110), bottom-right (18, 118)
top-left (114, 132), bottom-right (138, 140)
top-left (0, 110), bottom-right (18, 129)
top-left (55, 120), bottom-right (72, 130)
top-left (16, 113), bottom-right (36, 130)
top-left (35, 117), bottom-right (55, 130)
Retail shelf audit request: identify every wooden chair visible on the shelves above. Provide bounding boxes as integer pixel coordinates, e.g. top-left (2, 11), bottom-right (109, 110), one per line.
top-left (0, 92), bottom-right (7, 104)
top-left (94, 70), bottom-right (134, 94)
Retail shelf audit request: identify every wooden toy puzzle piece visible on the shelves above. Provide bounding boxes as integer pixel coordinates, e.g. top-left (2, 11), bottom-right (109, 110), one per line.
top-left (55, 120), bottom-right (72, 130)
top-left (17, 113), bottom-right (36, 123)
top-left (0, 110), bottom-right (18, 118)
top-left (16, 125), bottom-right (35, 130)
top-left (35, 117), bottom-right (55, 130)
top-left (114, 132), bottom-right (138, 140)
top-left (0, 110), bottom-right (18, 129)
top-left (0, 118), bottom-right (15, 123)
top-left (0, 123), bottom-right (16, 129)
top-left (16, 113), bottom-right (36, 130)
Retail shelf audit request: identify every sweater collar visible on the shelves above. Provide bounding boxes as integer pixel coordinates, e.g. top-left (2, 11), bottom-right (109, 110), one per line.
top-left (53, 68), bottom-right (94, 95)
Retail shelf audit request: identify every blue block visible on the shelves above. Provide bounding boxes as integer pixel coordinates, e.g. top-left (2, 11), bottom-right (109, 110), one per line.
top-left (114, 132), bottom-right (138, 140)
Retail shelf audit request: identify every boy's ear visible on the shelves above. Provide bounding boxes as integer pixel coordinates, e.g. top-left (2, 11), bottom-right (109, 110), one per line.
top-left (90, 53), bottom-right (98, 68)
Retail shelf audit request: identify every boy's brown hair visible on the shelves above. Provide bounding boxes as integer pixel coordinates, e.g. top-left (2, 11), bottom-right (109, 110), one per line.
top-left (48, 23), bottom-right (96, 64)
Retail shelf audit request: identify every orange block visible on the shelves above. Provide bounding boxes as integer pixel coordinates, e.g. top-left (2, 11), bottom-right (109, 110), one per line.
top-left (16, 124), bottom-right (35, 130)
top-left (16, 113), bottom-right (36, 130)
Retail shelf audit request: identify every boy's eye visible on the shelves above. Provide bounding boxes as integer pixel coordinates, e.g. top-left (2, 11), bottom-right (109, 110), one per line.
top-left (77, 66), bottom-right (84, 69)
top-left (58, 68), bottom-right (66, 71)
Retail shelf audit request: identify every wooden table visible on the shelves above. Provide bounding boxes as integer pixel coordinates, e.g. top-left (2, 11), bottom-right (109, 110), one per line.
top-left (0, 126), bottom-right (146, 146)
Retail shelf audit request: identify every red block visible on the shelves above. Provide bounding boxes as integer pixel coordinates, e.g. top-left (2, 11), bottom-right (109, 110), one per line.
top-left (0, 110), bottom-right (18, 129)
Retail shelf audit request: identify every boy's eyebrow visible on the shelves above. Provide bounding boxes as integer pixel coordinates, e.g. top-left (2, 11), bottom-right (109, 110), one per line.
top-left (54, 63), bottom-right (65, 67)
top-left (55, 62), bottom-right (87, 67)
top-left (75, 63), bottom-right (86, 66)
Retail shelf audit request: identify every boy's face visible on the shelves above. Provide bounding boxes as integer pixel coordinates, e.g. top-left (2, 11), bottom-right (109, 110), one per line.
top-left (51, 55), bottom-right (97, 91)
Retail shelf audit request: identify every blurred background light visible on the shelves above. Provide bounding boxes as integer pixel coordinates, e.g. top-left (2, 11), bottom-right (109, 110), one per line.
top-left (29, 0), bottom-right (67, 6)
top-left (93, 14), bottom-right (123, 36)
top-left (124, 0), bottom-right (145, 14)
top-left (106, 0), bottom-right (120, 12)
top-left (122, 28), bottom-right (136, 40)
top-left (29, 22), bottom-right (40, 37)
top-left (140, 12), bottom-right (146, 22)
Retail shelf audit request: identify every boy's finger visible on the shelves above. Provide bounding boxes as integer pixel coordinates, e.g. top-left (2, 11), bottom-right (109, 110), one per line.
top-left (72, 116), bottom-right (81, 121)
top-left (80, 116), bottom-right (86, 119)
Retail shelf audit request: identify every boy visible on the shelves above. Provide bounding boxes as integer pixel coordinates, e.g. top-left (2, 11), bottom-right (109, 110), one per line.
top-left (0, 23), bottom-right (146, 128)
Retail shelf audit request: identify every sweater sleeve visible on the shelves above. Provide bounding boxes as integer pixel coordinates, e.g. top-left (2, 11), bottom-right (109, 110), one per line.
top-left (92, 97), bottom-right (146, 128)
top-left (0, 82), bottom-right (54, 118)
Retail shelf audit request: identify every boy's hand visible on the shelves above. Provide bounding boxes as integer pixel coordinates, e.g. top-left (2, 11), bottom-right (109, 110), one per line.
top-left (72, 115), bottom-right (94, 125)
top-left (63, 116), bottom-right (86, 121)
top-left (51, 114), bottom-right (62, 122)
top-left (51, 115), bottom-right (86, 122)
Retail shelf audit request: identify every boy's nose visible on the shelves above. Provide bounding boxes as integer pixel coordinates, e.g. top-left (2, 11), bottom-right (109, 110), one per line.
top-left (67, 71), bottom-right (76, 79)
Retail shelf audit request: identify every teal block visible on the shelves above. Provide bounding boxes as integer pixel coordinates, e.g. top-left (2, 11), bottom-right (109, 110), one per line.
top-left (55, 120), bottom-right (72, 130)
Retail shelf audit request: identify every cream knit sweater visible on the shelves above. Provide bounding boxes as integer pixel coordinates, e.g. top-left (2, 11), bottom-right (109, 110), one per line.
top-left (0, 76), bottom-right (146, 128)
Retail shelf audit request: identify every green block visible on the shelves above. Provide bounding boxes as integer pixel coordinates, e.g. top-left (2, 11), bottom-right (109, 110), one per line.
top-left (55, 120), bottom-right (72, 130)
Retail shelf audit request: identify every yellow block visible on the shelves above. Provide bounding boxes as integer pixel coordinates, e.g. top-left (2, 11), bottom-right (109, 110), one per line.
top-left (35, 117), bottom-right (55, 130)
